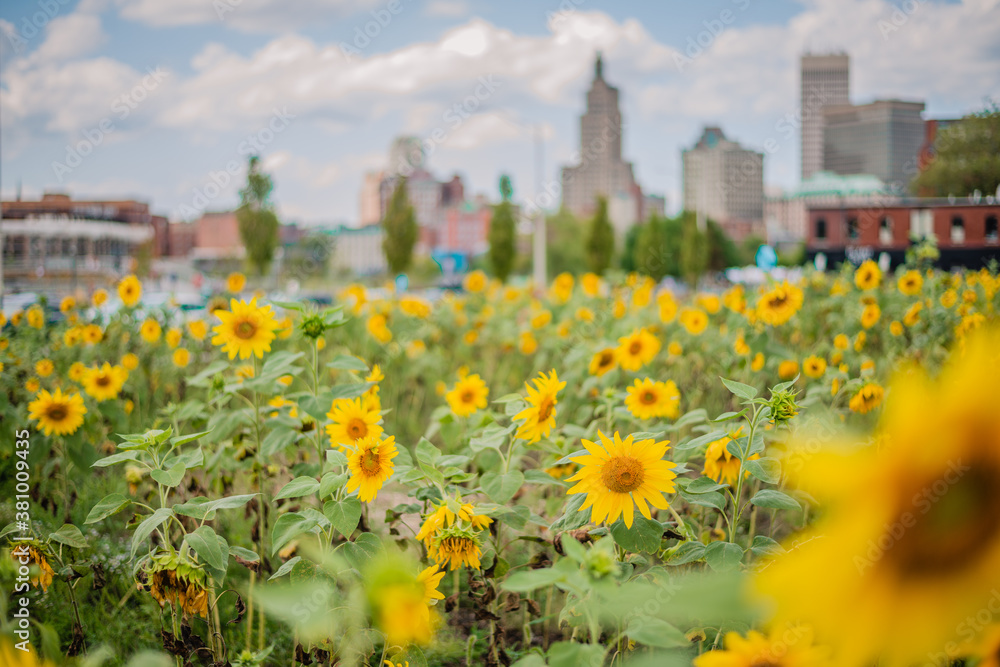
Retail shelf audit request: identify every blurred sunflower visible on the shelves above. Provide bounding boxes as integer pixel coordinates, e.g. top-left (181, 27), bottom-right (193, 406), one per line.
top-left (445, 373), bottom-right (489, 417)
top-left (567, 430), bottom-right (678, 528)
top-left (326, 397), bottom-right (382, 449)
top-left (755, 282), bottom-right (804, 326)
top-left (118, 274), bottom-right (142, 307)
top-left (34, 359), bottom-right (54, 377)
top-left (755, 330), bottom-right (1000, 666)
top-left (778, 360), bottom-right (799, 380)
top-left (122, 352), bottom-right (140, 371)
top-left (848, 382), bottom-right (884, 414)
top-left (82, 363), bottom-right (128, 402)
top-left (518, 330), bottom-right (538, 354)
top-left (703, 428), bottom-right (758, 485)
top-left (513, 369), bottom-right (566, 442)
top-left (550, 272), bottom-right (574, 303)
top-left (165, 327), bottom-right (182, 348)
top-left (463, 270), bottom-right (487, 293)
top-left (346, 433), bottom-right (398, 503)
top-left (854, 260), bottom-right (882, 290)
top-left (187, 319), bottom-right (208, 340)
top-left (29, 388), bottom-right (87, 436)
top-left (803, 355), bottom-right (827, 378)
top-left (211, 298), bottom-right (280, 359)
top-left (140, 318), bottom-right (161, 343)
top-left (589, 347), bottom-right (618, 377)
top-left (616, 328), bottom-right (661, 371)
top-left (657, 291), bottom-right (678, 323)
top-left (172, 348), bottom-right (191, 368)
top-left (680, 308), bottom-right (709, 335)
top-left (693, 627), bottom-right (830, 667)
top-left (68, 361), bottom-right (87, 382)
top-left (92, 288), bottom-right (108, 307)
top-left (26, 307), bottom-right (44, 329)
top-left (226, 272), bottom-right (246, 293)
top-left (82, 323), bottom-right (103, 344)
top-left (59, 296), bottom-right (75, 313)
top-left (861, 303), bottom-right (881, 329)
top-left (897, 269), bottom-right (923, 296)
top-left (624, 378), bottom-right (680, 420)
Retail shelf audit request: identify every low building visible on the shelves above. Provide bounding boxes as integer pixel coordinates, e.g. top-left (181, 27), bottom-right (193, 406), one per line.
top-left (806, 198), bottom-right (1000, 269)
top-left (331, 225), bottom-right (386, 276)
top-left (440, 197), bottom-right (492, 256)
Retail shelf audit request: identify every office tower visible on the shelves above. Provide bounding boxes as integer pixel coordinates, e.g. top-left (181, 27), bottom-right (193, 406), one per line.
top-left (801, 53), bottom-right (850, 180)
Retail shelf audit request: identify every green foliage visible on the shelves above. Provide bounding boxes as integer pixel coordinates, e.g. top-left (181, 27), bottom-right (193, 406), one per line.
top-left (381, 177), bottom-right (419, 274)
top-left (546, 208), bottom-right (586, 277)
top-left (911, 104), bottom-right (1000, 197)
top-left (634, 214), bottom-right (683, 280)
top-left (679, 211), bottom-right (709, 287)
top-left (585, 196), bottom-right (615, 275)
top-left (488, 176), bottom-right (517, 282)
top-left (236, 155), bottom-right (280, 276)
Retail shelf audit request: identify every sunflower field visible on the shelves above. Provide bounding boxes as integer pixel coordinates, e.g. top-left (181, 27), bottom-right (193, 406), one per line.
top-left (2, 261), bottom-right (1000, 667)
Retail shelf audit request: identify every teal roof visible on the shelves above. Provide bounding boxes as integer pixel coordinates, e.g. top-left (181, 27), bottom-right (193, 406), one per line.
top-left (793, 171), bottom-right (887, 199)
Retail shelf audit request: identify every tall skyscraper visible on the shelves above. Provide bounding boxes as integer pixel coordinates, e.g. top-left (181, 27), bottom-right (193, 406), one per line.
top-left (561, 54), bottom-right (640, 228)
top-left (682, 126), bottom-right (764, 240)
top-left (822, 99), bottom-right (926, 190)
top-left (801, 53), bottom-right (850, 180)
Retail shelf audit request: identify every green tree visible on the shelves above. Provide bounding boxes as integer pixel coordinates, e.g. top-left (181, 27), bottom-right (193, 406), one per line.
top-left (382, 177), bottom-right (418, 275)
top-left (620, 222), bottom-right (642, 273)
top-left (911, 104), bottom-right (1000, 197)
top-left (488, 175), bottom-right (517, 282)
top-left (585, 196), bottom-right (615, 275)
top-left (635, 214), bottom-right (681, 280)
top-left (237, 155), bottom-right (280, 276)
top-left (679, 211), bottom-right (709, 287)
top-left (546, 208), bottom-right (586, 277)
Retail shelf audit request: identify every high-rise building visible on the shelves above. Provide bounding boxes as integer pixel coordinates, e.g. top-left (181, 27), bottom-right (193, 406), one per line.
top-left (359, 171), bottom-right (384, 226)
top-left (822, 99), bottom-right (925, 190)
top-left (801, 53), bottom-right (850, 180)
top-left (682, 126), bottom-right (764, 240)
top-left (561, 54), bottom-right (640, 227)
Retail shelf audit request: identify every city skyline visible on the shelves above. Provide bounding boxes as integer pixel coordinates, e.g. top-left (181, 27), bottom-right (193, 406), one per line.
top-left (2, 0), bottom-right (998, 226)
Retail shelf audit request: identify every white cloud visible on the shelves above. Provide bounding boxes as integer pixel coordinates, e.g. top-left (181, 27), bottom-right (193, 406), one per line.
top-left (30, 13), bottom-right (107, 64)
top-left (110, 0), bottom-right (382, 33)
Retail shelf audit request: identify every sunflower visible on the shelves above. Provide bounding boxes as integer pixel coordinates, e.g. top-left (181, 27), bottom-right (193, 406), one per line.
top-left (616, 328), bottom-right (661, 372)
top-left (680, 308), bottom-right (709, 335)
top-left (59, 296), bottom-right (75, 313)
top-left (518, 330), bottom-right (537, 354)
top-left (581, 272), bottom-right (602, 297)
top-left (415, 501), bottom-right (492, 548)
top-left (146, 550), bottom-right (209, 618)
top-left (26, 306), bottom-right (44, 329)
top-left (367, 313), bottom-right (392, 344)
top-left (860, 302), bottom-right (881, 329)
top-left (326, 397), bottom-right (383, 449)
top-left (445, 373), bottom-right (489, 417)
top-left (92, 288), bottom-right (108, 307)
top-left (172, 348), bottom-right (191, 368)
top-left (896, 269), bottom-right (923, 296)
top-left (430, 526), bottom-right (484, 570)
top-left (754, 330), bottom-right (1000, 666)
top-left (375, 579), bottom-right (437, 647)
top-left (513, 370), bottom-right (566, 442)
top-left (346, 433), bottom-right (398, 503)
top-left (567, 431), bottom-right (678, 528)
top-left (463, 270), bottom-right (487, 293)
top-left (848, 382), bottom-right (884, 414)
top-left (723, 285), bottom-right (746, 313)
top-left (211, 298), bottom-right (280, 360)
top-left (693, 627), bottom-right (830, 667)
top-left (589, 347), bottom-right (618, 377)
top-left (11, 544), bottom-right (55, 592)
top-left (853, 259), bottom-right (881, 290)
top-left (624, 378), bottom-right (680, 420)
top-left (35, 359), bottom-right (54, 377)
top-left (25, 378), bottom-right (40, 393)
top-left (755, 282), bottom-right (804, 326)
top-left (140, 318), bottom-right (161, 343)
top-left (82, 323), bottom-right (103, 344)
top-left (28, 388), bottom-right (87, 436)
top-left (703, 428), bottom-right (758, 486)
top-left (68, 361), bottom-right (86, 382)
top-left (550, 272), bottom-right (574, 303)
top-left (82, 363), bottom-right (128, 402)
top-left (778, 360), bottom-right (799, 380)
top-left (186, 319), bottom-right (207, 340)
top-left (63, 327), bottom-right (81, 346)
top-left (802, 355), bottom-right (827, 379)
top-left (418, 565), bottom-right (446, 605)
top-left (226, 272), bottom-right (246, 293)
top-left (122, 353), bottom-right (140, 370)
top-left (118, 274), bottom-right (142, 307)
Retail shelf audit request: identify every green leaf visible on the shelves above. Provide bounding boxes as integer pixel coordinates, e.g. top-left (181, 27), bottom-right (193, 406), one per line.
top-left (750, 535), bottom-right (786, 558)
top-left (672, 408), bottom-right (708, 430)
top-left (131, 508), bottom-right (174, 559)
top-left (415, 438), bottom-right (442, 465)
top-left (323, 498), bottom-right (362, 538)
top-left (173, 494), bottom-right (257, 520)
top-left (560, 534), bottom-right (587, 562)
top-left (261, 427), bottom-right (300, 458)
top-left (550, 492), bottom-right (589, 532)
top-left (546, 642), bottom-right (605, 667)
top-left (326, 354), bottom-right (368, 372)
top-left (48, 524), bottom-right (88, 549)
top-left (666, 541), bottom-right (706, 566)
top-left (744, 457), bottom-right (781, 484)
top-left (91, 451), bottom-right (141, 468)
top-left (502, 567), bottom-right (566, 593)
top-left (712, 411), bottom-right (744, 422)
top-left (481, 470), bottom-right (524, 504)
top-left (319, 472), bottom-right (348, 499)
top-left (750, 489), bottom-right (801, 511)
top-left (169, 430), bottom-right (212, 447)
top-left (679, 489), bottom-right (727, 511)
top-left (626, 617), bottom-right (688, 648)
top-left (685, 477), bottom-right (728, 494)
top-left (274, 476), bottom-right (321, 500)
top-left (85, 493), bottom-right (131, 524)
top-left (343, 532), bottom-right (382, 568)
top-left (609, 515), bottom-right (663, 554)
top-left (149, 461), bottom-right (186, 488)
top-left (186, 525), bottom-right (226, 572)
top-left (720, 377), bottom-right (758, 401)
top-left (704, 541), bottom-right (744, 572)
top-left (269, 300), bottom-right (304, 312)
top-left (326, 449), bottom-right (348, 467)
top-left (269, 556), bottom-right (302, 581)
top-left (270, 512), bottom-right (320, 556)
top-left (229, 545), bottom-right (260, 563)
top-left (523, 469), bottom-right (561, 485)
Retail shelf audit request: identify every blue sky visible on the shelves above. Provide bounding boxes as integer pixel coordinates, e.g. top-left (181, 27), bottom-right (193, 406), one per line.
top-left (2, 0), bottom-right (997, 226)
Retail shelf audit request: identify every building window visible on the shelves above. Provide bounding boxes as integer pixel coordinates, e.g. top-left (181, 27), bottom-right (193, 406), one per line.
top-left (910, 209), bottom-right (935, 240)
top-left (879, 216), bottom-right (893, 244)
top-left (987, 215), bottom-right (999, 243)
top-left (847, 217), bottom-right (860, 241)
top-left (951, 216), bottom-right (965, 244)
top-left (815, 218), bottom-right (827, 240)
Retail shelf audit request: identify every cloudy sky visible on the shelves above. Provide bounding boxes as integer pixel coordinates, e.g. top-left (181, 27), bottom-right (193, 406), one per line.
top-left (2, 0), bottom-right (998, 225)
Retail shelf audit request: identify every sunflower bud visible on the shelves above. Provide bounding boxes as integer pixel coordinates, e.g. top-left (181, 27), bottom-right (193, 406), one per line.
top-left (584, 540), bottom-right (617, 580)
top-left (768, 387), bottom-right (800, 425)
top-left (299, 312), bottom-right (327, 340)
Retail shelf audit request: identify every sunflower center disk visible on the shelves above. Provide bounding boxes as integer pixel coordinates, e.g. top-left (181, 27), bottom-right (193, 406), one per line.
top-left (47, 406), bottom-right (68, 421)
top-left (360, 449), bottom-right (381, 474)
top-left (96, 375), bottom-right (111, 387)
top-left (235, 320), bottom-right (257, 340)
top-left (629, 342), bottom-right (642, 355)
top-left (601, 456), bottom-right (645, 494)
top-left (640, 391), bottom-right (657, 405)
top-left (537, 397), bottom-right (555, 421)
top-left (347, 419), bottom-right (367, 439)
top-left (461, 390), bottom-right (475, 403)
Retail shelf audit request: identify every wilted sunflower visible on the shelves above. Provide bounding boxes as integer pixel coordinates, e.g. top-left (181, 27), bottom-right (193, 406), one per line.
top-left (326, 397), bottom-right (382, 449)
top-left (624, 377), bottom-right (680, 420)
top-left (616, 328), bottom-right (661, 371)
top-left (755, 282), bottom-right (804, 326)
top-left (703, 428), bottom-right (758, 486)
top-left (445, 373), bottom-right (489, 417)
top-left (429, 525), bottom-right (484, 570)
top-left (82, 362), bottom-right (128, 402)
top-left (117, 274), bottom-right (142, 307)
top-left (567, 431), bottom-right (678, 528)
top-left (28, 388), bottom-right (87, 436)
top-left (415, 501), bottom-right (491, 549)
top-left (513, 369), bottom-right (566, 442)
top-left (211, 298), bottom-right (280, 359)
top-left (853, 259), bottom-right (881, 290)
top-left (848, 382), bottom-right (884, 414)
top-left (589, 347), bottom-right (618, 377)
top-left (144, 550), bottom-right (209, 618)
top-left (345, 433), bottom-right (398, 503)
top-left (755, 330), bottom-right (1000, 666)
top-left (693, 627), bottom-right (830, 667)
top-left (11, 544), bottom-right (55, 592)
